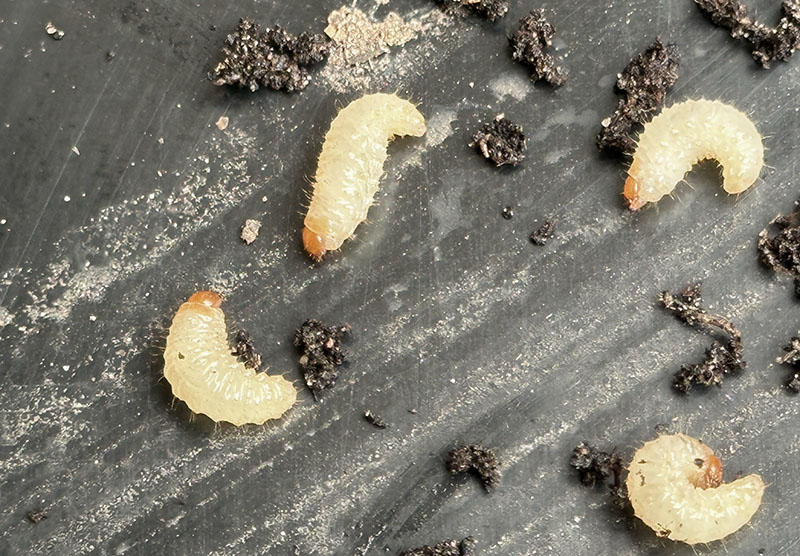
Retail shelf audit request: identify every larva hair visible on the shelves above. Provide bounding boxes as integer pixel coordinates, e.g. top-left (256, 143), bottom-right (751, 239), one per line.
top-left (626, 433), bottom-right (765, 545)
top-left (163, 291), bottom-right (297, 426)
top-left (302, 93), bottom-right (426, 260)
top-left (624, 99), bottom-right (764, 210)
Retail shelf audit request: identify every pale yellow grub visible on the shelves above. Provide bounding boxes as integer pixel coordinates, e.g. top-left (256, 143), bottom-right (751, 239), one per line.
top-left (627, 433), bottom-right (765, 545)
top-left (163, 291), bottom-right (296, 425)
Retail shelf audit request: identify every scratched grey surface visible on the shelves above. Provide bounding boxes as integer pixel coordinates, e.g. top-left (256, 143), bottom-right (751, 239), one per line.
top-left (1, 0), bottom-right (799, 554)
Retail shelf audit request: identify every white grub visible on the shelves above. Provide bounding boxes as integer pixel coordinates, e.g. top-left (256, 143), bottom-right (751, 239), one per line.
top-left (240, 219), bottom-right (261, 245)
top-left (216, 116), bottom-right (229, 131)
top-left (624, 99), bottom-right (764, 210)
top-left (626, 433), bottom-right (765, 545)
top-left (163, 292), bottom-right (296, 425)
top-left (302, 93), bottom-right (426, 260)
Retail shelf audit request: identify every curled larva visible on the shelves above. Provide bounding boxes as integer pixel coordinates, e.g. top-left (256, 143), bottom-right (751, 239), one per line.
top-left (624, 99), bottom-right (764, 210)
top-left (626, 433), bottom-right (765, 545)
top-left (163, 291), bottom-right (296, 425)
top-left (302, 93), bottom-right (426, 260)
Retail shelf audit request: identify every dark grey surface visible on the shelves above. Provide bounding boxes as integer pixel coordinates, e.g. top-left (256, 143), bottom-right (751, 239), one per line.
top-left (1, 0), bottom-right (799, 554)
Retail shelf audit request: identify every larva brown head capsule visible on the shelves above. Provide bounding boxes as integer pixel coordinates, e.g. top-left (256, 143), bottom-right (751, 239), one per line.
top-left (626, 433), bottom-right (765, 545)
top-left (163, 291), bottom-right (297, 426)
top-left (303, 93), bottom-right (426, 260)
top-left (624, 99), bottom-right (763, 210)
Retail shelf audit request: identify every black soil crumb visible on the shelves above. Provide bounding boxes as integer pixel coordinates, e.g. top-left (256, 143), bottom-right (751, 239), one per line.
top-left (470, 115), bottom-right (526, 167)
top-left (25, 509), bottom-right (47, 524)
top-left (400, 537), bottom-right (477, 556)
top-left (364, 410), bottom-right (388, 428)
top-left (501, 206), bottom-right (514, 220)
top-left (596, 39), bottom-right (680, 154)
top-left (436, 0), bottom-right (509, 21)
top-left (777, 336), bottom-right (800, 392)
top-left (232, 330), bottom-right (262, 370)
top-left (695, 0), bottom-right (800, 68)
top-left (530, 220), bottom-right (556, 246)
top-left (509, 10), bottom-right (568, 86)
top-left (210, 18), bottom-right (328, 92)
top-left (758, 210), bottom-right (800, 291)
top-left (446, 445), bottom-right (501, 491)
top-left (570, 443), bottom-right (628, 502)
top-left (661, 283), bottom-right (745, 393)
top-left (293, 319), bottom-right (350, 394)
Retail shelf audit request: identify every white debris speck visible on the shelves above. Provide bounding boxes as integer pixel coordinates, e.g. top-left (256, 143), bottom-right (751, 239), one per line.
top-left (63, 195), bottom-right (71, 202)
top-left (240, 219), bottom-right (261, 245)
top-left (71, 146), bottom-right (80, 155)
top-left (215, 116), bottom-right (229, 131)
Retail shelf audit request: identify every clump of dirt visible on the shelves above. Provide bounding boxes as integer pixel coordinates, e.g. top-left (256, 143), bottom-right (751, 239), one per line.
top-left (364, 410), bottom-right (388, 428)
top-left (446, 445), bottom-right (501, 491)
top-left (435, 0), bottom-right (509, 21)
top-left (661, 283), bottom-right (745, 393)
top-left (209, 19), bottom-right (328, 92)
top-left (596, 39), bottom-right (680, 154)
top-left (293, 319), bottom-right (351, 394)
top-left (400, 537), bottom-right (477, 556)
top-left (530, 220), bottom-right (556, 246)
top-left (231, 330), bottom-right (262, 370)
top-left (240, 219), bottom-right (261, 244)
top-left (758, 208), bottom-right (800, 296)
top-left (25, 509), bottom-right (48, 524)
top-left (470, 115), bottom-right (526, 167)
top-left (570, 442), bottom-right (628, 502)
top-left (509, 10), bottom-right (568, 86)
top-left (695, 0), bottom-right (800, 68)
top-left (777, 336), bottom-right (800, 392)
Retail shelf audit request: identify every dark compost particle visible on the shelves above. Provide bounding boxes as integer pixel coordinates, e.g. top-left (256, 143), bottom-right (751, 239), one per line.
top-left (436, 0), bottom-right (509, 21)
top-left (570, 442), bottom-right (627, 502)
top-left (400, 537), bottom-right (477, 556)
top-left (293, 319), bottom-right (350, 394)
top-left (25, 509), bottom-right (48, 524)
top-left (231, 330), bottom-right (262, 370)
top-left (470, 115), bottom-right (526, 167)
top-left (509, 10), bottom-right (568, 86)
top-left (446, 445), bottom-right (501, 491)
top-left (661, 283), bottom-right (745, 393)
top-left (530, 220), bottom-right (556, 246)
top-left (210, 18), bottom-right (328, 92)
top-left (777, 336), bottom-right (800, 392)
top-left (363, 410), bottom-right (388, 428)
top-left (695, 0), bottom-right (800, 68)
top-left (596, 39), bottom-right (680, 154)
top-left (758, 209), bottom-right (800, 296)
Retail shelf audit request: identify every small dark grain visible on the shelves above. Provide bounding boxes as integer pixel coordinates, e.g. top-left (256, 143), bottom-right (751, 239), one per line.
top-left (400, 537), bottom-right (477, 556)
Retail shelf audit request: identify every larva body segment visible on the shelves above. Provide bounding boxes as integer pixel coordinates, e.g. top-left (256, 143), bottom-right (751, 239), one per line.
top-left (626, 433), bottom-right (765, 545)
top-left (624, 99), bottom-right (764, 210)
top-left (303, 93), bottom-right (426, 260)
top-left (163, 292), bottom-right (296, 426)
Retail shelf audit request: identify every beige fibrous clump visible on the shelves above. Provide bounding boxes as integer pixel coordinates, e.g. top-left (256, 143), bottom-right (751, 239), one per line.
top-left (163, 291), bottom-right (296, 425)
top-left (302, 93), bottom-right (426, 260)
top-left (624, 99), bottom-right (764, 210)
top-left (626, 433), bottom-right (765, 545)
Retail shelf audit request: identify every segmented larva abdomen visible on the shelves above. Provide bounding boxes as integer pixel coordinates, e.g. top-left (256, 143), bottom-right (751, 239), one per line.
top-left (626, 433), bottom-right (765, 545)
top-left (303, 93), bottom-right (426, 260)
top-left (625, 99), bottom-right (764, 210)
top-left (163, 291), bottom-right (296, 426)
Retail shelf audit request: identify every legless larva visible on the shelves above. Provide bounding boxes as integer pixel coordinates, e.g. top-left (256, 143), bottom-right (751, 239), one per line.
top-left (163, 291), bottom-right (296, 425)
top-left (624, 99), bottom-right (764, 210)
top-left (302, 93), bottom-right (426, 260)
top-left (626, 433), bottom-right (765, 545)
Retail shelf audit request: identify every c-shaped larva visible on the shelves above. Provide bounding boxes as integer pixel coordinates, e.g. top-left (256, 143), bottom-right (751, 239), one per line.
top-left (302, 93), bottom-right (426, 260)
top-left (626, 433), bottom-right (765, 545)
top-left (163, 291), bottom-right (296, 425)
top-left (624, 99), bottom-right (764, 210)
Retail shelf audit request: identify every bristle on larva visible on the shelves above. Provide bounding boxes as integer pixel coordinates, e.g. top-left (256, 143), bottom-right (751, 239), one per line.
top-left (163, 291), bottom-right (296, 426)
top-left (626, 433), bottom-right (765, 545)
top-left (624, 99), bottom-right (764, 210)
top-left (303, 93), bottom-right (426, 260)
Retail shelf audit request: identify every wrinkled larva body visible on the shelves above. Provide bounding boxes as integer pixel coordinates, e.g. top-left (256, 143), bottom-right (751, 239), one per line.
top-left (163, 291), bottom-right (296, 426)
top-left (303, 93), bottom-right (426, 260)
top-left (626, 433), bottom-right (765, 545)
top-left (624, 99), bottom-right (764, 210)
